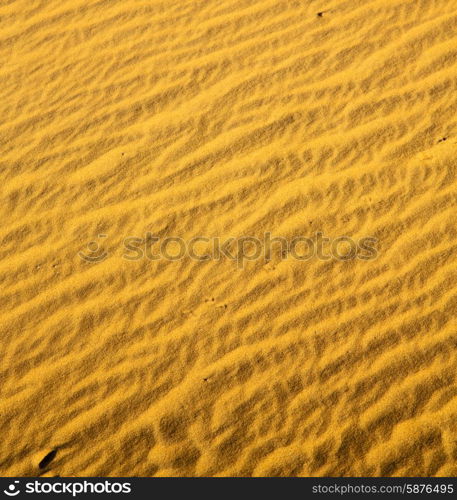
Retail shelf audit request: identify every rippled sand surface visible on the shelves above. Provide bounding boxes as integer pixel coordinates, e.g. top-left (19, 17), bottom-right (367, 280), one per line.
top-left (1, 0), bottom-right (457, 477)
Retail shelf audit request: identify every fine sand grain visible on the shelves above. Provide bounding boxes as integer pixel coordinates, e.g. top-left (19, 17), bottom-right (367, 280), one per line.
top-left (1, 0), bottom-right (457, 477)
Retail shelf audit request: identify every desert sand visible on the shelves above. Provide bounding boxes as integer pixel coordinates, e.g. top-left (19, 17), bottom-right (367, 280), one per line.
top-left (1, 0), bottom-right (457, 477)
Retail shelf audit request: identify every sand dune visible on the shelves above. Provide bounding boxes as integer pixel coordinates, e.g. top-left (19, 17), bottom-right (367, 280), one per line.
top-left (1, 0), bottom-right (457, 477)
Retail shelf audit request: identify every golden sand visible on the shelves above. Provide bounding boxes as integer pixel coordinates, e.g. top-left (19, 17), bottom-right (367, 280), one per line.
top-left (1, 0), bottom-right (457, 477)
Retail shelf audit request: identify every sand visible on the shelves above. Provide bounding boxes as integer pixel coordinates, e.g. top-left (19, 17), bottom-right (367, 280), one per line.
top-left (1, 0), bottom-right (457, 477)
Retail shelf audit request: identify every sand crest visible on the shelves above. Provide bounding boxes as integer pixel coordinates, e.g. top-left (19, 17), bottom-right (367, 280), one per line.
top-left (1, 0), bottom-right (457, 477)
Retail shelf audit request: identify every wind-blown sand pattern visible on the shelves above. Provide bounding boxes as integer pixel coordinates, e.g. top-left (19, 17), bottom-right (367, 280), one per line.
top-left (1, 0), bottom-right (457, 477)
